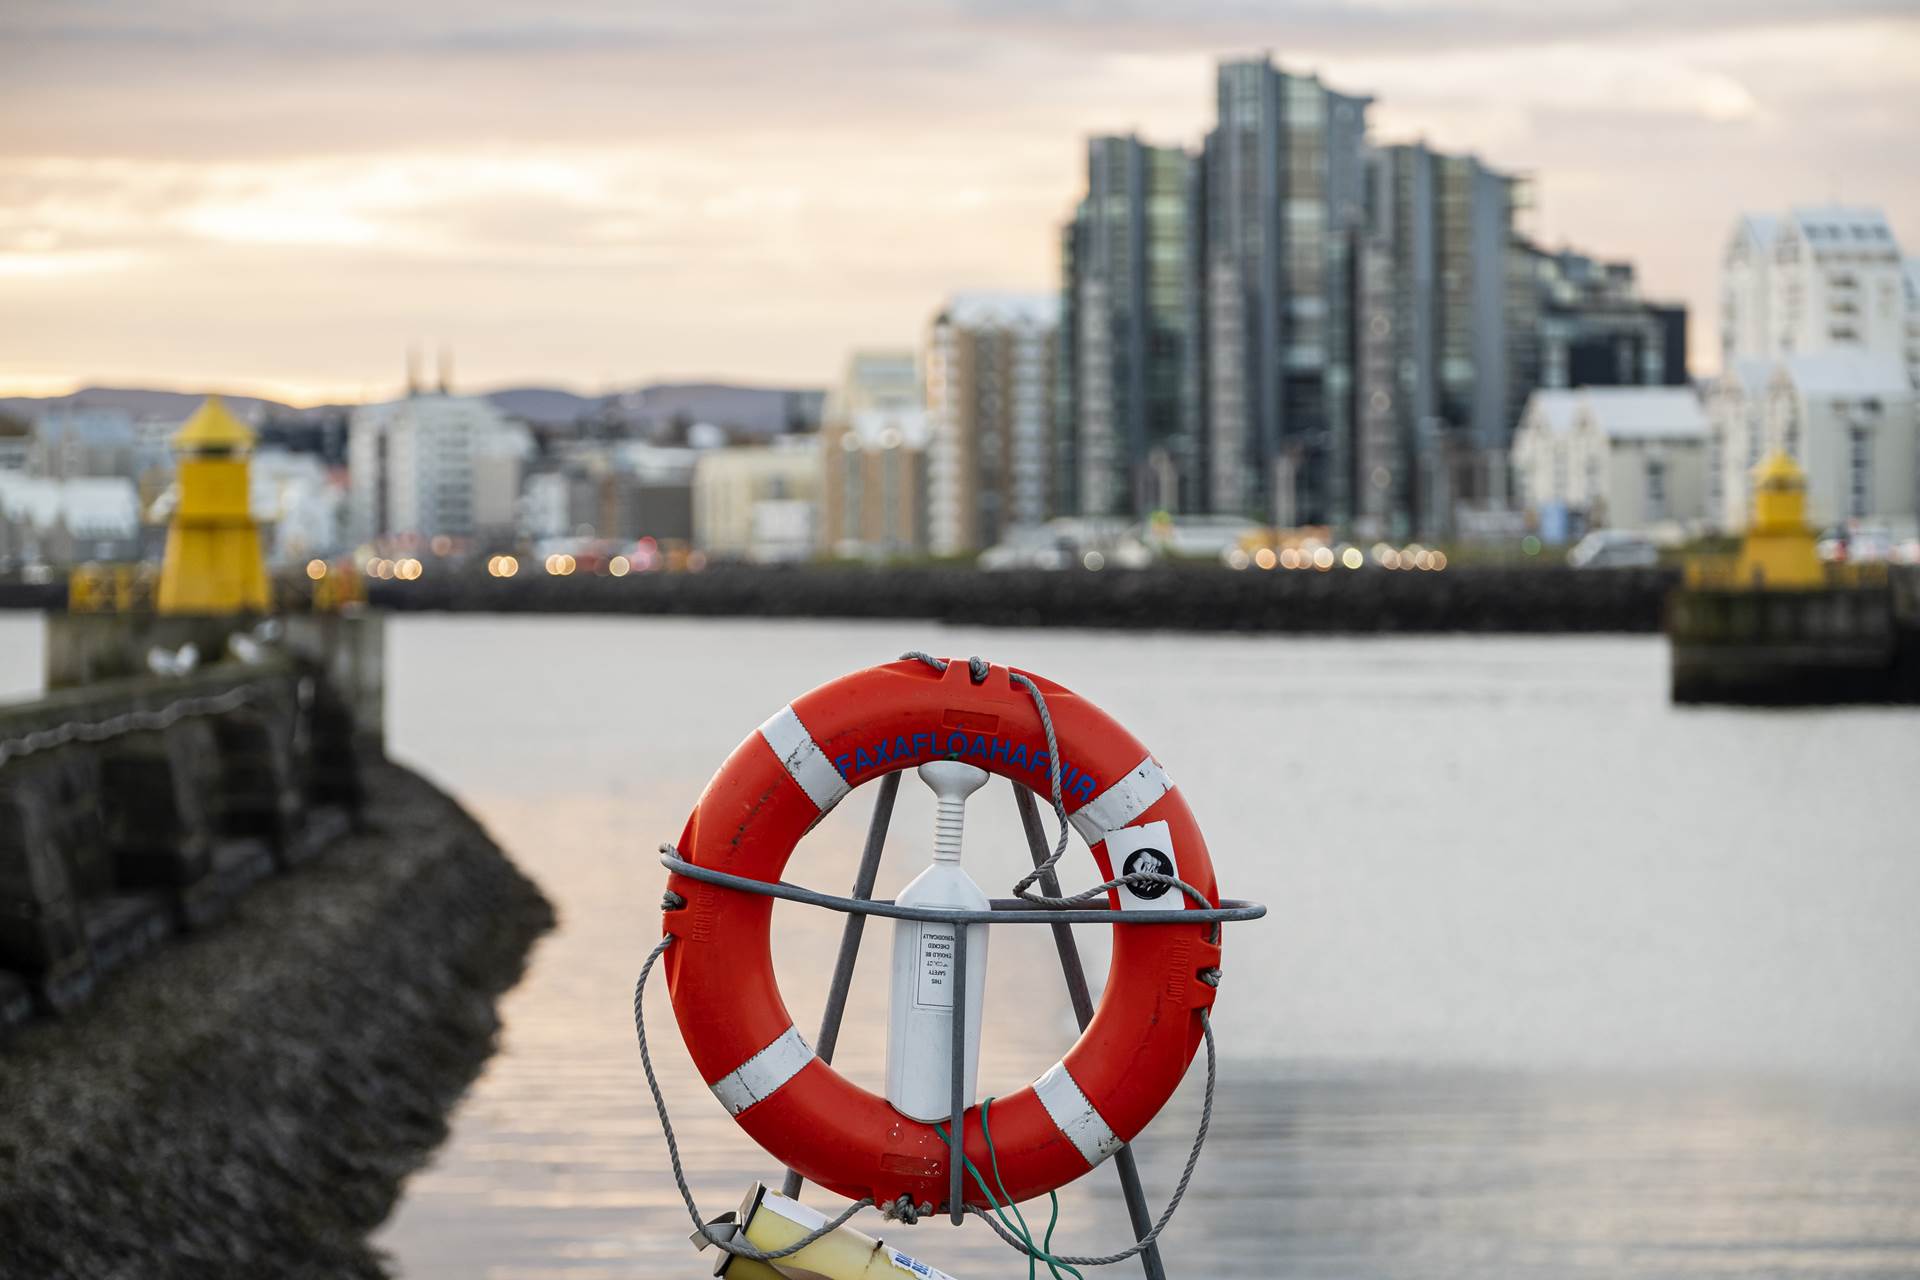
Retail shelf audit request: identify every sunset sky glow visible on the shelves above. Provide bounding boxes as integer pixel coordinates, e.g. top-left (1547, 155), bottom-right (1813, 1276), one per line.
top-left (2, 0), bottom-right (1916, 404)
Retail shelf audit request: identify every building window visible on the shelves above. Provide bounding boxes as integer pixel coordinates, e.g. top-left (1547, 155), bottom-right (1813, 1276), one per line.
top-left (1708, 432), bottom-right (1722, 511)
top-left (1646, 458), bottom-right (1666, 521)
top-left (1849, 427), bottom-right (1872, 519)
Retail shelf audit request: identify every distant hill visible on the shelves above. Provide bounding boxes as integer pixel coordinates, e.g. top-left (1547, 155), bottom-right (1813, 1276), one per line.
top-left (481, 386), bottom-right (600, 426)
top-left (0, 386), bottom-right (299, 422)
top-left (0, 381), bottom-right (827, 435)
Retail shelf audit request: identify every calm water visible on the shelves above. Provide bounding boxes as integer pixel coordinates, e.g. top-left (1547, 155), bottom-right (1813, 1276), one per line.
top-left (365, 618), bottom-right (1920, 1279)
top-left (8, 616), bottom-right (1917, 1277)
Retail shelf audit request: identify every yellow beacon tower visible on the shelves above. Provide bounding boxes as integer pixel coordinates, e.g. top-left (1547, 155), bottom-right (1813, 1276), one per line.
top-left (157, 395), bottom-right (271, 614)
top-left (1732, 451), bottom-right (1823, 590)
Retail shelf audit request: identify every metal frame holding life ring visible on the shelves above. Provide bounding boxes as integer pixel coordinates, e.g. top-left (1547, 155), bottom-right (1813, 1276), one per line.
top-left (662, 656), bottom-right (1223, 1210)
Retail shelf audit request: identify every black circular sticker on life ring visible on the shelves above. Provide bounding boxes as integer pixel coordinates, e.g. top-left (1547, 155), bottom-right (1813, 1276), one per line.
top-left (1122, 847), bottom-right (1173, 900)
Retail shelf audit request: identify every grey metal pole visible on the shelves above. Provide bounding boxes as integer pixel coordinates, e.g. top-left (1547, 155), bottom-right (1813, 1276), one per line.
top-left (948, 922), bottom-right (967, 1225)
top-left (780, 770), bottom-right (902, 1200)
top-left (1013, 783), bottom-right (1170, 1280)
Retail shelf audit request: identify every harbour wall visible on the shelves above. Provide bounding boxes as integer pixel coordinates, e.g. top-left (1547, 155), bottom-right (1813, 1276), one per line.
top-left (0, 616), bottom-right (555, 1277)
top-left (361, 564), bottom-right (1682, 633)
top-left (1669, 570), bottom-right (1920, 704)
top-left (0, 760), bottom-right (552, 1278)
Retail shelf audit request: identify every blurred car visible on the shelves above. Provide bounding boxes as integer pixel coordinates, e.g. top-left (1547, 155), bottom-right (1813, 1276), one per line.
top-left (977, 526), bottom-right (1070, 571)
top-left (978, 519), bottom-right (1153, 571)
top-left (1567, 530), bottom-right (1659, 569)
top-left (1816, 525), bottom-right (1898, 563)
top-left (1149, 515), bottom-right (1263, 560)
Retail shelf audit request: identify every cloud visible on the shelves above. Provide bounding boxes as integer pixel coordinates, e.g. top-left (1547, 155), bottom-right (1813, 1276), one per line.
top-left (0, 1), bottom-right (1914, 397)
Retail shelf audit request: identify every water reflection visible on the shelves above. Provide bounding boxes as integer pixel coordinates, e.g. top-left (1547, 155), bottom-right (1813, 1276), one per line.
top-left (371, 619), bottom-right (1920, 1278)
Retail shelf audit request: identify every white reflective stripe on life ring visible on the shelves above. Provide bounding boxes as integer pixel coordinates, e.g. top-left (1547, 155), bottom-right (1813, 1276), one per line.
top-left (1031, 1060), bottom-right (1123, 1168)
top-left (757, 704), bottom-right (851, 814)
top-left (1068, 754), bottom-right (1171, 844)
top-left (711, 1024), bottom-right (815, 1116)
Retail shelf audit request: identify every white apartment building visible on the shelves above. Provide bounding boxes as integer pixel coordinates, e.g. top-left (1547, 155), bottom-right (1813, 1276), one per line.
top-left (1511, 387), bottom-right (1709, 537)
top-left (1765, 353), bottom-right (1915, 528)
top-left (1906, 259), bottom-right (1920, 388)
top-left (1719, 214), bottom-right (1777, 369)
top-left (926, 293), bottom-right (1058, 556)
top-left (348, 393), bottom-right (529, 543)
top-left (1711, 207), bottom-right (1917, 529)
top-left (0, 473), bottom-right (142, 566)
top-left (250, 449), bottom-right (344, 564)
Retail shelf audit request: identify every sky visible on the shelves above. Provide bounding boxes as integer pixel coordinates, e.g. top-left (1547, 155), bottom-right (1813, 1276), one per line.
top-left (1, 1), bottom-right (1916, 406)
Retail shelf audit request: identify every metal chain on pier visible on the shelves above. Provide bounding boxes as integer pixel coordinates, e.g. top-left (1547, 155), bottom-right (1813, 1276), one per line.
top-left (0, 684), bottom-right (261, 769)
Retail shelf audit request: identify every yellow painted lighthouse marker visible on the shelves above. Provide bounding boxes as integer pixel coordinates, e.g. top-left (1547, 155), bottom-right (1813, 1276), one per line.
top-left (157, 395), bottom-right (271, 614)
top-left (1732, 451), bottom-right (1823, 590)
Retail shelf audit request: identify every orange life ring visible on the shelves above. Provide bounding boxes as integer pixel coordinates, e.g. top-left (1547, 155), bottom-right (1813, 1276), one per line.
top-left (662, 657), bottom-right (1222, 1209)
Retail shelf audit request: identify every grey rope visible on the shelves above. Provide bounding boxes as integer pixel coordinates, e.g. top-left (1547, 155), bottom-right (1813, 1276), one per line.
top-left (640, 654), bottom-right (1225, 1268)
top-left (899, 651), bottom-right (1221, 1266)
top-left (0, 684), bottom-right (261, 769)
top-left (899, 651), bottom-right (1221, 937)
top-left (970, 1010), bottom-right (1216, 1268)
top-left (881, 1196), bottom-right (935, 1224)
top-left (632, 933), bottom-right (877, 1261)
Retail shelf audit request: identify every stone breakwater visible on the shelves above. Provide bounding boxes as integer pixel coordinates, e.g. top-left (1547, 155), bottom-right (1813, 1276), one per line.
top-left (0, 763), bottom-right (554, 1279)
top-left (365, 564), bottom-right (1680, 633)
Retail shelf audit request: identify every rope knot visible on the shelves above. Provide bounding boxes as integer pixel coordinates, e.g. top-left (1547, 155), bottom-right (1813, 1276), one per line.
top-left (881, 1195), bottom-right (933, 1225)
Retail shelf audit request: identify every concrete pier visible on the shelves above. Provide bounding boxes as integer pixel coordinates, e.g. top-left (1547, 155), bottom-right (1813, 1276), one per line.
top-left (0, 653), bottom-right (365, 1021)
top-left (0, 762), bottom-right (552, 1278)
top-left (1669, 571), bottom-right (1920, 704)
top-left (361, 562), bottom-right (1680, 633)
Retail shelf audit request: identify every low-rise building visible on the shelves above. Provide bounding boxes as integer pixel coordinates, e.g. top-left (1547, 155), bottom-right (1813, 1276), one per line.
top-left (250, 449), bottom-right (345, 564)
top-left (29, 406), bottom-right (139, 480)
top-left (1764, 353), bottom-right (1915, 528)
top-left (692, 438), bottom-right (820, 561)
top-left (523, 443), bottom-right (698, 545)
top-left (1511, 387), bottom-right (1708, 539)
top-left (820, 351), bottom-right (929, 560)
top-left (0, 415), bottom-right (29, 472)
top-left (0, 473), bottom-right (142, 566)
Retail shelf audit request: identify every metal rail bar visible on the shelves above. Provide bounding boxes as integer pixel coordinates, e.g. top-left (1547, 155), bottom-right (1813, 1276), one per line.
top-left (1014, 784), bottom-right (1169, 1280)
top-left (669, 772), bottom-right (1266, 1276)
top-left (781, 770), bottom-right (902, 1200)
top-left (659, 855), bottom-right (1265, 927)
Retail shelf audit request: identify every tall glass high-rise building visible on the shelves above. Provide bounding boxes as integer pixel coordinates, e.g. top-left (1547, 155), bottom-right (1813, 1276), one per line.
top-left (1059, 135), bottom-right (1202, 517)
top-left (1202, 58), bottom-right (1371, 525)
top-left (1357, 143), bottom-right (1523, 538)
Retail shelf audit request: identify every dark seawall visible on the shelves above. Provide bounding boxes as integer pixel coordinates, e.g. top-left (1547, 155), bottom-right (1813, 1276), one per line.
top-left (364, 564), bottom-right (1679, 633)
top-left (0, 762), bottom-right (554, 1279)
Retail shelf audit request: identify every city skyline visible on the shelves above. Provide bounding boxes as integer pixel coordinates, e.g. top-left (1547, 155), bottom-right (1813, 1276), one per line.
top-left (3, 1), bottom-right (1916, 405)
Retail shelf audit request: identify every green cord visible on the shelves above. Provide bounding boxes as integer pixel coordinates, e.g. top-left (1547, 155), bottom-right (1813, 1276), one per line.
top-left (935, 1100), bottom-right (1085, 1280)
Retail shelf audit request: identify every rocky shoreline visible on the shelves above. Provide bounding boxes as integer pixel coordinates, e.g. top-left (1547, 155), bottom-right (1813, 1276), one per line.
top-left (0, 762), bottom-right (554, 1279)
